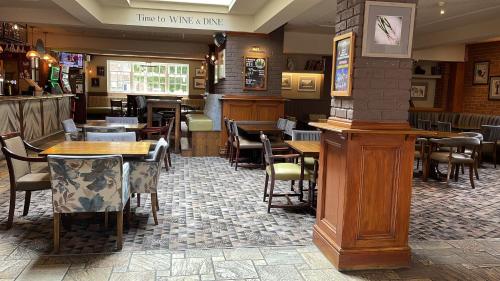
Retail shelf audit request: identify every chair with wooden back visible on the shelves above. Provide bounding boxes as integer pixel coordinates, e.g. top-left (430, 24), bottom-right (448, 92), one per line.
top-left (0, 133), bottom-right (51, 229)
top-left (429, 137), bottom-right (481, 188)
top-left (129, 138), bottom-right (168, 225)
top-left (417, 119), bottom-right (432, 131)
top-left (437, 121), bottom-right (452, 132)
top-left (260, 133), bottom-right (313, 213)
top-left (224, 118), bottom-right (234, 161)
top-left (481, 125), bottom-right (500, 168)
top-left (47, 155), bottom-right (130, 251)
top-left (231, 121), bottom-right (262, 170)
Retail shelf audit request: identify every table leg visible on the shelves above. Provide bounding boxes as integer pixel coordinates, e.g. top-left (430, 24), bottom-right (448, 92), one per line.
top-left (299, 154), bottom-right (304, 202)
top-left (174, 106), bottom-right (181, 153)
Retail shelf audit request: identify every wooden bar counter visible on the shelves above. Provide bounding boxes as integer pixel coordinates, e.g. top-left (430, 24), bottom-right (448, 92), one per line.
top-left (310, 121), bottom-right (421, 271)
top-left (0, 94), bottom-right (73, 144)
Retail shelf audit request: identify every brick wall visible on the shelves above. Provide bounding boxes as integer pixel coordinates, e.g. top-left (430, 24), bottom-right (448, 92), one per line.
top-left (331, 0), bottom-right (416, 122)
top-left (214, 28), bottom-right (284, 96)
top-left (463, 42), bottom-right (500, 115)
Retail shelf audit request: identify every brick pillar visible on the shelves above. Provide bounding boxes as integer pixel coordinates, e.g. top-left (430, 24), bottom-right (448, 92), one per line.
top-left (331, 0), bottom-right (416, 126)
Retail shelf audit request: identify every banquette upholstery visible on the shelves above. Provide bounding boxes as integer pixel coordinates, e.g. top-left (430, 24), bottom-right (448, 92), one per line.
top-left (409, 111), bottom-right (500, 131)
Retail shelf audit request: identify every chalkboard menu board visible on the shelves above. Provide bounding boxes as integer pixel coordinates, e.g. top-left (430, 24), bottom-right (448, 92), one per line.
top-left (332, 32), bottom-right (354, 97)
top-left (244, 56), bottom-right (267, 91)
top-left (0, 23), bottom-right (27, 43)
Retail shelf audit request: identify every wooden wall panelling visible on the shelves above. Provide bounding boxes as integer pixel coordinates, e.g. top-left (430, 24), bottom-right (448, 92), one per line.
top-left (448, 62), bottom-right (465, 112)
top-left (192, 131), bottom-right (221, 156)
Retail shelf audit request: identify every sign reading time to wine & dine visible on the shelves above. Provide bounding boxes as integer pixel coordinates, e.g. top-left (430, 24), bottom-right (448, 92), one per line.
top-left (136, 13), bottom-right (224, 27)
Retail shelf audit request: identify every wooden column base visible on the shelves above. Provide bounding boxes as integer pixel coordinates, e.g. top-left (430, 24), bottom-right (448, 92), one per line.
top-left (313, 226), bottom-right (410, 271)
top-left (311, 121), bottom-right (417, 271)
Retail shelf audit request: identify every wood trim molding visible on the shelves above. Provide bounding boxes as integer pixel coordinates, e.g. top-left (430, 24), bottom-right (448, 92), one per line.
top-left (327, 117), bottom-right (411, 130)
top-left (220, 95), bottom-right (288, 101)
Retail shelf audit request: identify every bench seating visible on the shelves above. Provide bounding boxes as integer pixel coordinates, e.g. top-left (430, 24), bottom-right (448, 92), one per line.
top-left (410, 111), bottom-right (500, 130)
top-left (186, 114), bottom-right (213, 131)
top-left (87, 96), bottom-right (111, 116)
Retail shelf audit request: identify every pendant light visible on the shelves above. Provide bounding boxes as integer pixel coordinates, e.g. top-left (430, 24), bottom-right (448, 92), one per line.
top-left (26, 26), bottom-right (40, 59)
top-left (41, 32), bottom-right (58, 64)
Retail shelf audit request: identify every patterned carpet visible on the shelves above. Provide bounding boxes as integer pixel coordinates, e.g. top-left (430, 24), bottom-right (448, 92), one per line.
top-left (0, 154), bottom-right (499, 255)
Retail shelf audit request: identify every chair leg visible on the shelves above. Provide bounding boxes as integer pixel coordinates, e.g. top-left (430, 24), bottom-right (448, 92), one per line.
top-left (53, 212), bottom-right (60, 253)
top-left (155, 193), bottom-right (160, 211)
top-left (23, 191), bottom-right (31, 216)
top-left (267, 178), bottom-right (275, 213)
top-left (446, 163), bottom-right (452, 185)
top-left (461, 164), bottom-right (464, 174)
top-left (6, 189), bottom-right (16, 229)
top-left (167, 149), bottom-right (172, 167)
top-left (454, 164), bottom-right (459, 182)
top-left (104, 210), bottom-right (109, 229)
top-left (469, 164), bottom-right (475, 189)
top-left (416, 159), bottom-right (420, 170)
top-left (164, 154), bottom-right (169, 172)
top-left (474, 161), bottom-right (480, 180)
top-left (494, 144), bottom-right (497, 168)
top-left (235, 147), bottom-right (240, 171)
top-left (116, 210), bottom-right (124, 250)
top-left (263, 173), bottom-right (269, 202)
top-left (229, 145), bottom-right (235, 165)
top-left (137, 194), bottom-right (141, 207)
top-left (151, 193), bottom-right (158, 225)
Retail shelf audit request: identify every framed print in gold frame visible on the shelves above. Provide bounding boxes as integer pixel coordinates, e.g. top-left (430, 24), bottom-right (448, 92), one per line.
top-left (331, 32), bottom-right (355, 97)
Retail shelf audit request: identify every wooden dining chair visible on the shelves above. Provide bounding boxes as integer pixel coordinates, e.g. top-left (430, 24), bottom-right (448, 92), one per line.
top-left (129, 138), bottom-right (168, 225)
top-left (141, 117), bottom-right (174, 171)
top-left (429, 137), bottom-right (480, 188)
top-left (417, 119), bottom-right (432, 131)
top-left (481, 125), bottom-right (500, 168)
top-left (224, 118), bottom-right (234, 161)
top-left (110, 99), bottom-right (125, 117)
top-left (47, 155), bottom-right (130, 251)
top-left (231, 122), bottom-right (262, 170)
top-left (260, 133), bottom-right (313, 213)
top-left (0, 133), bottom-right (51, 229)
top-left (437, 121), bottom-right (452, 132)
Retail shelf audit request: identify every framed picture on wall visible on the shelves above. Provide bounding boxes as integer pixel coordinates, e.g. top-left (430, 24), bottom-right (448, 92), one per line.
top-left (193, 78), bottom-right (206, 89)
top-left (91, 77), bottom-right (100, 87)
top-left (410, 82), bottom-right (427, 101)
top-left (473, 61), bottom-right (489, 85)
top-left (195, 67), bottom-right (206, 77)
top-left (332, 32), bottom-right (354, 96)
top-left (97, 66), bottom-right (105, 76)
top-left (489, 76), bottom-right (500, 100)
top-left (298, 76), bottom-right (317, 92)
top-left (362, 1), bottom-right (416, 58)
top-left (218, 49), bottom-right (226, 79)
top-left (281, 73), bottom-right (292, 90)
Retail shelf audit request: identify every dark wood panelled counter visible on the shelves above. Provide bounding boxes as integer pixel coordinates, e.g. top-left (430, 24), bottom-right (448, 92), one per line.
top-left (0, 95), bottom-right (73, 143)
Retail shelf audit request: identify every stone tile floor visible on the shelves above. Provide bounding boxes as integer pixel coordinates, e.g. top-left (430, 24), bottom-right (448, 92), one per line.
top-left (0, 239), bottom-right (500, 280)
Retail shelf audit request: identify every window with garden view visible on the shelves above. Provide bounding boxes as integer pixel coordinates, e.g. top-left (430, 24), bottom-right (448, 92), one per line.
top-left (107, 60), bottom-right (189, 95)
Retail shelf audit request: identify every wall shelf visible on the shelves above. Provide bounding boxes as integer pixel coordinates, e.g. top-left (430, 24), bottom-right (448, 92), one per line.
top-left (412, 74), bottom-right (442, 79)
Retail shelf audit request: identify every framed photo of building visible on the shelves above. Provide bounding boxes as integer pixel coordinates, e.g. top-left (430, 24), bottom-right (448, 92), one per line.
top-left (332, 32), bottom-right (354, 96)
top-left (489, 76), bottom-right (500, 100)
top-left (281, 73), bottom-right (292, 90)
top-left (473, 61), bottom-right (489, 85)
top-left (298, 76), bottom-right (317, 92)
top-left (410, 82), bottom-right (427, 101)
top-left (193, 78), bottom-right (206, 89)
top-left (362, 1), bottom-right (416, 58)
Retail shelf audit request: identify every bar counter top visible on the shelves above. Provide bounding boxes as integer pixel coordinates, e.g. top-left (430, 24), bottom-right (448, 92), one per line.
top-left (0, 94), bottom-right (74, 103)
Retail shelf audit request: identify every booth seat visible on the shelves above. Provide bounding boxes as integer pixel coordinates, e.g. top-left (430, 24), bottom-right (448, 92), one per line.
top-left (409, 111), bottom-right (500, 130)
top-left (186, 114), bottom-right (213, 131)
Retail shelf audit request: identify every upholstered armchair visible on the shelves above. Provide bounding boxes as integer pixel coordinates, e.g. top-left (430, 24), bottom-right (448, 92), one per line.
top-left (129, 138), bottom-right (168, 225)
top-left (86, 132), bottom-right (137, 142)
top-left (260, 133), bottom-right (313, 213)
top-left (62, 119), bottom-right (83, 141)
top-left (0, 133), bottom-right (51, 229)
top-left (105, 116), bottom-right (139, 124)
top-left (481, 125), bottom-right (500, 168)
top-left (47, 155), bottom-right (130, 251)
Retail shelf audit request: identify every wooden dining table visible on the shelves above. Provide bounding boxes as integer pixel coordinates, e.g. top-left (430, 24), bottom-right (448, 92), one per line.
top-left (40, 141), bottom-right (151, 157)
top-left (286, 140), bottom-right (321, 210)
top-left (237, 124), bottom-right (283, 135)
top-left (78, 120), bottom-right (147, 131)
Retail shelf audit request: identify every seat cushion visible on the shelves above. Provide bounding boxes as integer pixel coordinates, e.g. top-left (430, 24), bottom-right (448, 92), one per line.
top-left (267, 163), bottom-right (311, 181)
top-left (430, 152), bottom-right (474, 164)
top-left (16, 173), bottom-right (51, 191)
top-left (233, 138), bottom-right (262, 149)
top-left (303, 157), bottom-right (316, 169)
top-left (186, 114), bottom-right (213, 131)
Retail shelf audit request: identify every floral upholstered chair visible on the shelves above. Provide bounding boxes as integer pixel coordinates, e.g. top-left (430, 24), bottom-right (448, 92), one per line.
top-left (129, 138), bottom-right (167, 225)
top-left (47, 155), bottom-right (130, 251)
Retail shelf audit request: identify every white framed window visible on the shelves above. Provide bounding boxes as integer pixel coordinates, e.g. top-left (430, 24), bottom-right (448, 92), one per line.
top-left (107, 60), bottom-right (189, 95)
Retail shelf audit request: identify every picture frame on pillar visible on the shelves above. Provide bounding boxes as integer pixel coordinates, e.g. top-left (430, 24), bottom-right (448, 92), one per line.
top-left (362, 1), bottom-right (416, 58)
top-left (332, 32), bottom-right (355, 97)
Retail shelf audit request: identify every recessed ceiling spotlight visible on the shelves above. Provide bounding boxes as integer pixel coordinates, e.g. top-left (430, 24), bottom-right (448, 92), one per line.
top-left (439, 1), bottom-right (446, 15)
